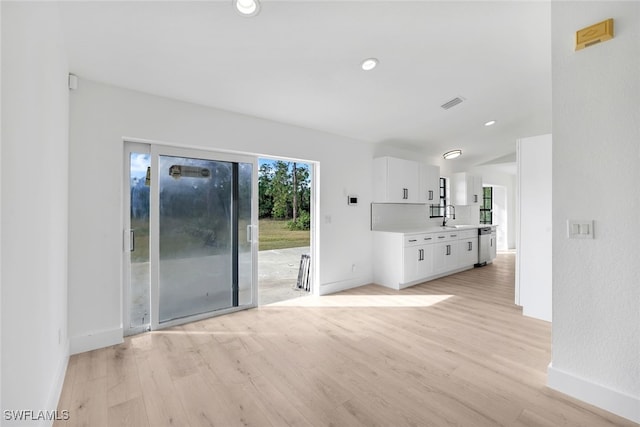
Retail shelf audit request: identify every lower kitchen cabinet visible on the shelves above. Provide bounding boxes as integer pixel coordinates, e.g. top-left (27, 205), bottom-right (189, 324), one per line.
top-left (490, 228), bottom-right (497, 261)
top-left (403, 243), bottom-right (434, 283)
top-left (373, 228), bottom-right (480, 290)
top-left (432, 239), bottom-right (458, 275)
top-left (458, 230), bottom-right (479, 267)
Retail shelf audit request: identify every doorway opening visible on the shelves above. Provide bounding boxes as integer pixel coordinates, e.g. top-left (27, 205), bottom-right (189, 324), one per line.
top-left (481, 184), bottom-right (509, 251)
top-left (257, 158), bottom-right (313, 305)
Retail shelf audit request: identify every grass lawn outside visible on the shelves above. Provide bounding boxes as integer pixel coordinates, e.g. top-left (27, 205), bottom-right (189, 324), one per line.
top-left (259, 218), bottom-right (310, 251)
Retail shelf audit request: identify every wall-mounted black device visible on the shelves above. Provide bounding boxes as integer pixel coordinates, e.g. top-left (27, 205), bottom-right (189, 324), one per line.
top-left (347, 195), bottom-right (358, 206)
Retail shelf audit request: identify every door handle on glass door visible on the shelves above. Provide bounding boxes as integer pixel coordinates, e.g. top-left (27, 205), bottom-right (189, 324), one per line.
top-left (247, 225), bottom-right (259, 243)
top-left (122, 229), bottom-right (136, 252)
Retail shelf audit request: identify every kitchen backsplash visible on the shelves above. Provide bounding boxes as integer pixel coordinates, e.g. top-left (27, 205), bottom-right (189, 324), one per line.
top-left (371, 203), bottom-right (480, 230)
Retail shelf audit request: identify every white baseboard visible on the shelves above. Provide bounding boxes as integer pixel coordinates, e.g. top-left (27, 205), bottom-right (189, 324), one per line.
top-left (44, 346), bottom-right (69, 426)
top-left (548, 364), bottom-right (640, 424)
top-left (319, 277), bottom-right (370, 296)
top-left (70, 327), bottom-right (123, 355)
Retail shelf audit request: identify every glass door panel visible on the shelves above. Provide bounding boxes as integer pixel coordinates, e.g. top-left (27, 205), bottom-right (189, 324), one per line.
top-left (158, 155), bottom-right (234, 323)
top-left (238, 162), bottom-right (254, 306)
top-left (126, 143), bottom-right (257, 334)
top-left (125, 145), bottom-right (151, 336)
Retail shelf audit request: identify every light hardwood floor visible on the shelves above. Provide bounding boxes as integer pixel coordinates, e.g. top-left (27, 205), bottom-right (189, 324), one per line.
top-left (55, 254), bottom-right (636, 426)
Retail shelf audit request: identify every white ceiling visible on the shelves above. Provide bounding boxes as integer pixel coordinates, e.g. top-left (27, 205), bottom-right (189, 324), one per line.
top-left (58, 1), bottom-right (551, 169)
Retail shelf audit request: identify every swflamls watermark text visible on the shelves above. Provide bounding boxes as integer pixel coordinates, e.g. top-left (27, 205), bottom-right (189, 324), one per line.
top-left (3, 410), bottom-right (70, 421)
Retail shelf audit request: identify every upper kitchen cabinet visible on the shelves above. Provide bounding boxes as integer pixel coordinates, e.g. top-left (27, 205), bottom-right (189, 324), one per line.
top-left (451, 172), bottom-right (483, 205)
top-left (373, 157), bottom-right (420, 203)
top-left (420, 164), bottom-right (440, 204)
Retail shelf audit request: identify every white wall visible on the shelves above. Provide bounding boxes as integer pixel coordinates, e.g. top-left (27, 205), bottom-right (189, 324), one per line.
top-left (1, 2), bottom-right (70, 423)
top-left (516, 134), bottom-right (552, 322)
top-left (549, 2), bottom-right (639, 423)
top-left (68, 79), bottom-right (374, 352)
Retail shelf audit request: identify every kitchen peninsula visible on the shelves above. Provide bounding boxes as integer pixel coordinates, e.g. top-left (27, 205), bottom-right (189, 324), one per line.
top-left (373, 224), bottom-right (496, 290)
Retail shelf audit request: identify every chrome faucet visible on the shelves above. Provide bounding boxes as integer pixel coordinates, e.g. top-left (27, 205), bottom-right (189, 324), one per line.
top-left (442, 204), bottom-right (456, 227)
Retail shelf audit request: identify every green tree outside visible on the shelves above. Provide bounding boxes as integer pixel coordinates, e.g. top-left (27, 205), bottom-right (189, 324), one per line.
top-left (258, 160), bottom-right (311, 231)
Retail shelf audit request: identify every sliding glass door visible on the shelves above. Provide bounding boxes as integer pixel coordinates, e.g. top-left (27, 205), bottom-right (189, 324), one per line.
top-left (124, 143), bottom-right (258, 335)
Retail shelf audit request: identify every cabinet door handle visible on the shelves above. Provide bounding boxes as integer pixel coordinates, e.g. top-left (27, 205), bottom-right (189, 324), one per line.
top-left (450, 234), bottom-right (457, 238)
top-left (403, 188), bottom-right (409, 199)
top-left (468, 241), bottom-right (472, 251)
top-left (424, 237), bottom-right (432, 241)
top-left (408, 239), bottom-right (417, 242)
top-left (130, 230), bottom-right (135, 252)
top-left (446, 244), bottom-right (451, 256)
top-left (491, 238), bottom-right (493, 247)
top-left (420, 249), bottom-right (425, 261)
top-left (438, 236), bottom-right (445, 239)
top-left (474, 194), bottom-right (478, 203)
top-left (428, 190), bottom-right (433, 200)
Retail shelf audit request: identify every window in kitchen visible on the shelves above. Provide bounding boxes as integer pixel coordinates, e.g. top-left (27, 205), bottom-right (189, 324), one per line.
top-left (480, 186), bottom-right (492, 224)
top-left (429, 177), bottom-right (447, 218)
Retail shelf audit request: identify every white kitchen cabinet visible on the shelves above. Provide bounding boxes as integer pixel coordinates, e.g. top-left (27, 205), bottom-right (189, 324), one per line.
top-left (419, 164), bottom-right (440, 204)
top-left (373, 232), bottom-right (435, 289)
top-left (457, 230), bottom-right (479, 267)
top-left (432, 232), bottom-right (459, 275)
top-left (490, 228), bottom-right (497, 261)
top-left (373, 157), bottom-right (420, 203)
top-left (403, 239), bottom-right (434, 283)
top-left (373, 227), bottom-right (480, 290)
top-left (451, 172), bottom-right (482, 205)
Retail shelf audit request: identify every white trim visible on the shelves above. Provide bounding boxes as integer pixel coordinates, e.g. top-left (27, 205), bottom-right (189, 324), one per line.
top-left (45, 349), bottom-right (69, 424)
top-left (514, 139), bottom-right (522, 306)
top-left (319, 277), bottom-right (370, 296)
top-left (548, 364), bottom-right (640, 424)
top-left (70, 327), bottom-right (123, 355)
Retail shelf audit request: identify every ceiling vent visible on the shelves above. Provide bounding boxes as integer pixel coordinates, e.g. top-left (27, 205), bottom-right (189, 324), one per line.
top-left (440, 97), bottom-right (465, 110)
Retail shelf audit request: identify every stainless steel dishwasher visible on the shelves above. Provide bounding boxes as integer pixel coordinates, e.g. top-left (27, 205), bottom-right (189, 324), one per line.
top-left (476, 227), bottom-right (492, 266)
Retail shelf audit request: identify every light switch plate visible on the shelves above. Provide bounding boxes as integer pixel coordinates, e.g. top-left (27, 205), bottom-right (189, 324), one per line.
top-left (567, 220), bottom-right (594, 239)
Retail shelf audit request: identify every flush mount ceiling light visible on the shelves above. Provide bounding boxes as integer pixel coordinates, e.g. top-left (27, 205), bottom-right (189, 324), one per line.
top-left (361, 58), bottom-right (379, 71)
top-left (234, 0), bottom-right (260, 17)
top-left (484, 120), bottom-right (497, 127)
top-left (443, 150), bottom-right (462, 160)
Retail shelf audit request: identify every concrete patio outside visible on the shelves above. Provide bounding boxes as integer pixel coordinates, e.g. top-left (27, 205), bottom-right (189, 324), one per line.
top-left (258, 246), bottom-right (311, 305)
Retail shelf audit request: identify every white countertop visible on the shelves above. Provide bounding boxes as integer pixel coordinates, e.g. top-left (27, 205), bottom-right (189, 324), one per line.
top-left (373, 224), bottom-right (496, 234)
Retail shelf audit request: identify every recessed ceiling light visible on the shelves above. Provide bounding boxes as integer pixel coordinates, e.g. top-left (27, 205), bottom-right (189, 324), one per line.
top-left (484, 120), bottom-right (497, 127)
top-left (361, 58), bottom-right (379, 71)
top-left (443, 150), bottom-right (462, 160)
top-left (234, 0), bottom-right (260, 17)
